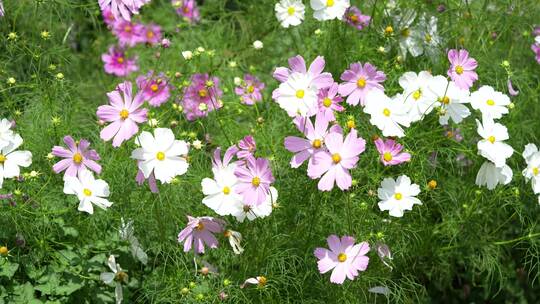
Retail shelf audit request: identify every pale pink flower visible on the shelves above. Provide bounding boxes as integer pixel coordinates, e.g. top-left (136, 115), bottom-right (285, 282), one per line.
top-left (447, 49), bottom-right (478, 90)
top-left (237, 135), bottom-right (256, 159)
top-left (317, 83), bottom-right (344, 122)
top-left (174, 0), bottom-right (201, 23)
top-left (234, 156), bottom-right (274, 205)
top-left (98, 0), bottom-right (150, 21)
top-left (177, 216), bottom-right (225, 254)
top-left (102, 46), bottom-right (138, 77)
top-left (136, 167), bottom-right (158, 193)
top-left (338, 62), bottom-right (386, 106)
top-left (343, 6), bottom-right (371, 30)
top-left (374, 138), bottom-right (411, 166)
top-left (52, 136), bottom-right (102, 177)
top-left (235, 74), bottom-right (265, 105)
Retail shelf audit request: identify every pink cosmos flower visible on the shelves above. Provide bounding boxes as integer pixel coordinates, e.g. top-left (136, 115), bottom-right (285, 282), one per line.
top-left (102, 46), bottom-right (138, 77)
top-left (314, 235), bottom-right (370, 284)
top-left (272, 55), bottom-right (334, 99)
top-left (507, 79), bottom-right (519, 96)
top-left (174, 0), bottom-right (201, 23)
top-left (0, 1), bottom-right (4, 17)
top-left (235, 74), bottom-right (265, 105)
top-left (142, 23), bottom-right (162, 45)
top-left (136, 167), bottom-right (158, 193)
top-left (180, 74), bottom-right (223, 121)
top-left (532, 43), bottom-right (540, 64)
top-left (374, 138), bottom-right (411, 166)
top-left (234, 156), bottom-right (275, 205)
top-left (447, 49), bottom-right (478, 90)
top-left (97, 81), bottom-right (148, 147)
top-left (308, 129), bottom-right (366, 191)
top-left (212, 145), bottom-right (239, 170)
top-left (101, 9), bottom-right (116, 27)
top-left (284, 113), bottom-right (342, 168)
top-left (136, 71), bottom-right (171, 107)
top-left (237, 135), bottom-right (256, 159)
top-left (52, 136), bottom-right (102, 177)
top-left (177, 216), bottom-right (225, 254)
top-left (338, 62), bottom-right (386, 106)
top-left (112, 20), bottom-right (144, 47)
top-left (98, 0), bottom-right (150, 21)
top-left (317, 83), bottom-right (344, 122)
top-left (343, 6), bottom-right (371, 30)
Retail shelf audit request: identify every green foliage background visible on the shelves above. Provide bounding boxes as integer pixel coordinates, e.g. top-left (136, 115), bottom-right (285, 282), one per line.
top-left (1, 0), bottom-right (540, 303)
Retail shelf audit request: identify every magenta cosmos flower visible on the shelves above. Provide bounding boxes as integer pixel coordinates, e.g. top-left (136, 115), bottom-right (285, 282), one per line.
top-left (447, 49), bottom-right (478, 90)
top-left (98, 0), bottom-right (150, 21)
top-left (52, 136), bottom-right (102, 177)
top-left (314, 235), bottom-right (370, 284)
top-left (180, 74), bottom-right (223, 121)
top-left (532, 43), bottom-right (540, 64)
top-left (338, 62), bottom-right (386, 106)
top-left (374, 138), bottom-right (411, 166)
top-left (174, 0), bottom-right (201, 23)
top-left (97, 81), bottom-right (148, 147)
top-left (308, 129), bottom-right (366, 191)
top-left (284, 113), bottom-right (341, 168)
top-left (237, 135), bottom-right (256, 159)
top-left (177, 216), bottom-right (225, 254)
top-left (343, 6), bottom-right (371, 30)
top-left (317, 83), bottom-right (344, 122)
top-left (102, 46), bottom-right (138, 77)
top-left (235, 74), bottom-right (265, 105)
top-left (136, 71), bottom-right (172, 107)
top-left (112, 20), bottom-right (144, 47)
top-left (142, 23), bottom-right (162, 45)
top-left (101, 9), bottom-right (116, 27)
top-left (234, 156), bottom-right (275, 205)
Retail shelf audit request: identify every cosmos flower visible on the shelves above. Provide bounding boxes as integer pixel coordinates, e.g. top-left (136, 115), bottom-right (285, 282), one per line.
top-left (119, 218), bottom-right (148, 265)
top-left (224, 229), bottom-right (244, 254)
top-left (135, 165), bottom-right (159, 193)
top-left (0, 1), bottom-right (4, 17)
top-left (314, 235), bottom-right (370, 284)
top-left (98, 0), bottom-right (150, 21)
top-left (241, 276), bottom-right (268, 288)
top-left (338, 62), bottom-right (386, 106)
top-left (427, 75), bottom-right (471, 125)
top-left (237, 135), bottom-right (256, 159)
top-left (131, 128), bottom-right (189, 184)
top-left (63, 170), bottom-right (112, 214)
top-left (275, 72), bottom-right (319, 117)
top-left (232, 186), bottom-right (277, 222)
top-left (364, 91), bottom-right (411, 137)
top-left (317, 83), bottom-right (344, 122)
top-left (310, 0), bottom-right (350, 21)
top-left (393, 9), bottom-right (423, 59)
top-left (173, 0), bottom-right (201, 23)
top-left (177, 216), bottom-right (225, 254)
top-left (0, 118), bottom-right (15, 150)
top-left (273, 55), bottom-right (334, 96)
top-left (398, 71), bottom-right (438, 122)
top-left (475, 161), bottom-right (512, 190)
top-left (180, 74), bottom-right (223, 121)
top-left (97, 81), bottom-right (148, 147)
top-left (136, 71), bottom-right (172, 107)
top-left (234, 156), bottom-right (275, 205)
top-left (234, 74), bottom-right (265, 105)
top-left (476, 117), bottom-right (513, 167)
top-left (532, 43), bottom-right (540, 64)
top-left (447, 49), bottom-right (478, 90)
top-left (377, 175), bottom-right (422, 217)
top-left (112, 20), bottom-right (144, 47)
top-left (0, 134), bottom-right (32, 189)
top-left (141, 23), bottom-right (162, 45)
top-left (308, 128), bottom-right (366, 191)
top-left (101, 8), bottom-right (117, 27)
top-left (275, 0), bottom-right (305, 28)
top-left (522, 143), bottom-right (540, 194)
top-left (374, 138), bottom-right (411, 166)
top-left (470, 85), bottom-right (510, 120)
top-left (52, 136), bottom-right (102, 177)
top-left (415, 15), bottom-right (442, 61)
top-left (343, 6), bottom-right (370, 30)
top-left (100, 255), bottom-right (127, 304)
top-left (102, 46), bottom-right (138, 77)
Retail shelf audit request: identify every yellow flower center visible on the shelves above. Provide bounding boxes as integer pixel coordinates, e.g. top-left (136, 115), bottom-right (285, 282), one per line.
top-left (428, 180), bottom-right (437, 190)
top-left (383, 108), bottom-right (391, 117)
top-left (440, 96), bottom-right (450, 104)
top-left (247, 85), bottom-right (255, 93)
top-left (0, 246), bottom-right (8, 256)
top-left (413, 90), bottom-right (422, 100)
top-left (337, 253), bottom-right (347, 262)
top-left (349, 14), bottom-right (359, 23)
top-left (486, 99), bottom-right (495, 106)
top-left (332, 153), bottom-right (341, 164)
top-left (346, 120), bottom-right (356, 129)
top-left (533, 167), bottom-right (539, 176)
top-left (156, 152), bottom-right (166, 161)
top-left (384, 26), bottom-right (394, 35)
top-left (150, 84), bottom-right (159, 92)
top-left (394, 193), bottom-right (403, 200)
top-left (116, 57), bottom-right (124, 64)
top-left (425, 33), bottom-right (432, 42)
top-left (488, 136), bottom-right (496, 143)
top-left (312, 139), bottom-right (322, 149)
top-left (356, 77), bottom-right (366, 88)
top-left (146, 31), bottom-right (154, 39)
top-left (383, 152), bottom-right (393, 162)
top-left (455, 65), bottom-right (464, 75)
top-left (83, 188), bottom-right (92, 197)
top-left (119, 109), bottom-right (129, 119)
top-left (198, 89), bottom-right (208, 97)
top-left (401, 28), bottom-right (410, 37)
top-left (196, 222), bottom-right (205, 230)
top-left (258, 276), bottom-right (267, 287)
top-left (326, 0), bottom-right (334, 7)
top-left (224, 230), bottom-right (232, 238)
top-left (72, 153), bottom-right (83, 164)
top-left (124, 25), bottom-right (132, 32)
top-left (287, 6), bottom-right (295, 16)
top-left (223, 186), bottom-right (231, 195)
top-left (0, 154), bottom-right (6, 164)
top-left (323, 97), bottom-right (332, 108)
top-left (295, 90), bottom-right (305, 99)
top-left (252, 176), bottom-right (261, 187)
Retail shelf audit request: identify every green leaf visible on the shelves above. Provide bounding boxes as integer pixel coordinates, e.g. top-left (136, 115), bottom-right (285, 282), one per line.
top-left (0, 261), bottom-right (19, 279)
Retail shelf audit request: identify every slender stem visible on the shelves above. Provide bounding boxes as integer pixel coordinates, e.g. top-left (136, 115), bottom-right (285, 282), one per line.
top-left (493, 232), bottom-right (540, 246)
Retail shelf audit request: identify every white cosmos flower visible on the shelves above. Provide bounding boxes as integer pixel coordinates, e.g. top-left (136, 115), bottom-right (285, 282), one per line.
top-left (475, 161), bottom-right (512, 190)
top-left (233, 187), bottom-right (277, 222)
top-left (393, 9), bottom-right (423, 59)
top-left (100, 255), bottom-right (126, 304)
top-left (470, 85), bottom-right (510, 120)
top-left (377, 175), bottom-right (422, 217)
top-left (275, 0), bottom-right (305, 28)
top-left (399, 71), bottom-right (439, 122)
top-left (310, 0), bottom-right (350, 21)
top-left (276, 72), bottom-right (318, 117)
top-left (522, 143), bottom-right (540, 194)
top-left (415, 15), bottom-right (442, 62)
top-left (224, 229), bottom-right (244, 254)
top-left (427, 75), bottom-right (471, 125)
top-left (0, 118), bottom-right (15, 150)
top-left (131, 128), bottom-right (189, 184)
top-left (0, 134), bottom-right (32, 189)
top-left (63, 170), bottom-right (112, 214)
top-left (201, 163), bottom-right (244, 216)
top-left (476, 117), bottom-right (513, 167)
top-left (364, 90), bottom-right (411, 137)
top-left (119, 218), bottom-right (148, 265)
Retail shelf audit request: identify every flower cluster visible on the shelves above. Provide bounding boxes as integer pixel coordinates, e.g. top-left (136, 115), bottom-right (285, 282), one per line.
top-left (180, 74), bottom-right (223, 121)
